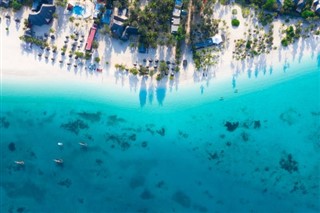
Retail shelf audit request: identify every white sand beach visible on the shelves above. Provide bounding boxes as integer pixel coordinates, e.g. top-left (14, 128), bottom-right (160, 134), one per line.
top-left (1, 4), bottom-right (319, 93)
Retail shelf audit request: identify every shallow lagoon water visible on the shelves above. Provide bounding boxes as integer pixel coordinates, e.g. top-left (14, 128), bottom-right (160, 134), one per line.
top-left (1, 55), bottom-right (320, 212)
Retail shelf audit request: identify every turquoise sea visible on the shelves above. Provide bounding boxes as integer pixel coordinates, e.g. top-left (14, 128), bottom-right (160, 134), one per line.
top-left (1, 53), bottom-right (320, 212)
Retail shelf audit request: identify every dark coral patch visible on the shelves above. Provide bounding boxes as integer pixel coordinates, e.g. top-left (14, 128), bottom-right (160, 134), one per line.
top-left (224, 121), bottom-right (239, 132)
top-left (156, 127), bottom-right (166, 136)
top-left (172, 191), bottom-right (191, 208)
top-left (140, 189), bottom-right (155, 200)
top-left (253, 120), bottom-right (261, 129)
top-left (141, 141), bottom-right (148, 148)
top-left (58, 178), bottom-right (72, 188)
top-left (8, 142), bottom-right (16, 152)
top-left (60, 119), bottom-right (89, 134)
top-left (130, 176), bottom-right (145, 189)
top-left (241, 131), bottom-right (250, 142)
top-left (77, 112), bottom-right (101, 122)
top-left (107, 115), bottom-right (126, 126)
top-left (1, 117), bottom-right (10, 128)
top-left (280, 154), bottom-right (298, 173)
top-left (16, 207), bottom-right (25, 213)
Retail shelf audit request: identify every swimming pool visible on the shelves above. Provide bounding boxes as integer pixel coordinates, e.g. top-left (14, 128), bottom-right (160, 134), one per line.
top-left (73, 5), bottom-right (85, 16)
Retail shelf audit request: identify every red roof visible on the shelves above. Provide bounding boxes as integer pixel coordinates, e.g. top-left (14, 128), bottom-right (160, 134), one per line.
top-left (85, 27), bottom-right (97, 51)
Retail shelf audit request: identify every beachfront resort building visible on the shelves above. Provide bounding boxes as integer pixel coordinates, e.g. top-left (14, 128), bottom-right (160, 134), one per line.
top-left (108, 7), bottom-right (138, 41)
top-left (28, 3), bottom-right (56, 26)
top-left (194, 34), bottom-right (223, 50)
top-left (313, 0), bottom-right (320, 14)
top-left (31, 0), bottom-right (52, 11)
top-left (0, 0), bottom-right (10, 7)
top-left (171, 0), bottom-right (183, 34)
top-left (85, 26), bottom-right (97, 52)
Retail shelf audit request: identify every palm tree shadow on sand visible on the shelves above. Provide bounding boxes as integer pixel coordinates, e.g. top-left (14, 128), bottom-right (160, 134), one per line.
top-left (139, 78), bottom-right (147, 107)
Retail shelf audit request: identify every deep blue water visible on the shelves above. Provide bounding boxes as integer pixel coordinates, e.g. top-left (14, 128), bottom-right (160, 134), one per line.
top-left (1, 58), bottom-right (320, 212)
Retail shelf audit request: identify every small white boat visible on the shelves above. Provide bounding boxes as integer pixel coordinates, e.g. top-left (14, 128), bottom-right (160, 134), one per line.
top-left (57, 142), bottom-right (63, 146)
top-left (53, 159), bottom-right (63, 164)
top-left (14, 161), bottom-right (25, 165)
top-left (79, 142), bottom-right (88, 147)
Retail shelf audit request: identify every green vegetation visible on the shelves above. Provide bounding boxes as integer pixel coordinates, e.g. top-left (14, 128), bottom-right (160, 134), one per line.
top-left (11, 0), bottom-right (22, 11)
top-left (193, 49), bottom-right (218, 70)
top-left (100, 24), bottom-right (111, 35)
top-left (53, 13), bottom-right (58, 19)
top-left (94, 57), bottom-right (100, 63)
top-left (262, 0), bottom-right (277, 11)
top-left (232, 9), bottom-right (238, 15)
top-left (301, 10), bottom-right (315, 19)
top-left (236, 0), bottom-right (319, 19)
top-left (69, 16), bottom-right (75, 23)
top-left (231, 19), bottom-right (240, 27)
top-left (129, 67), bottom-right (139, 75)
top-left (128, 0), bottom-right (175, 48)
top-left (92, 41), bottom-right (99, 49)
top-left (282, 0), bottom-right (294, 14)
top-left (19, 36), bottom-right (48, 48)
top-left (281, 25), bottom-right (299, 47)
top-left (258, 11), bottom-right (274, 26)
top-left (241, 7), bottom-right (250, 18)
top-left (23, 19), bottom-right (29, 28)
top-left (74, 51), bottom-right (84, 58)
top-left (159, 61), bottom-right (168, 72)
top-left (233, 25), bottom-right (274, 60)
top-left (85, 52), bottom-right (92, 60)
top-left (55, 0), bottom-right (67, 7)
